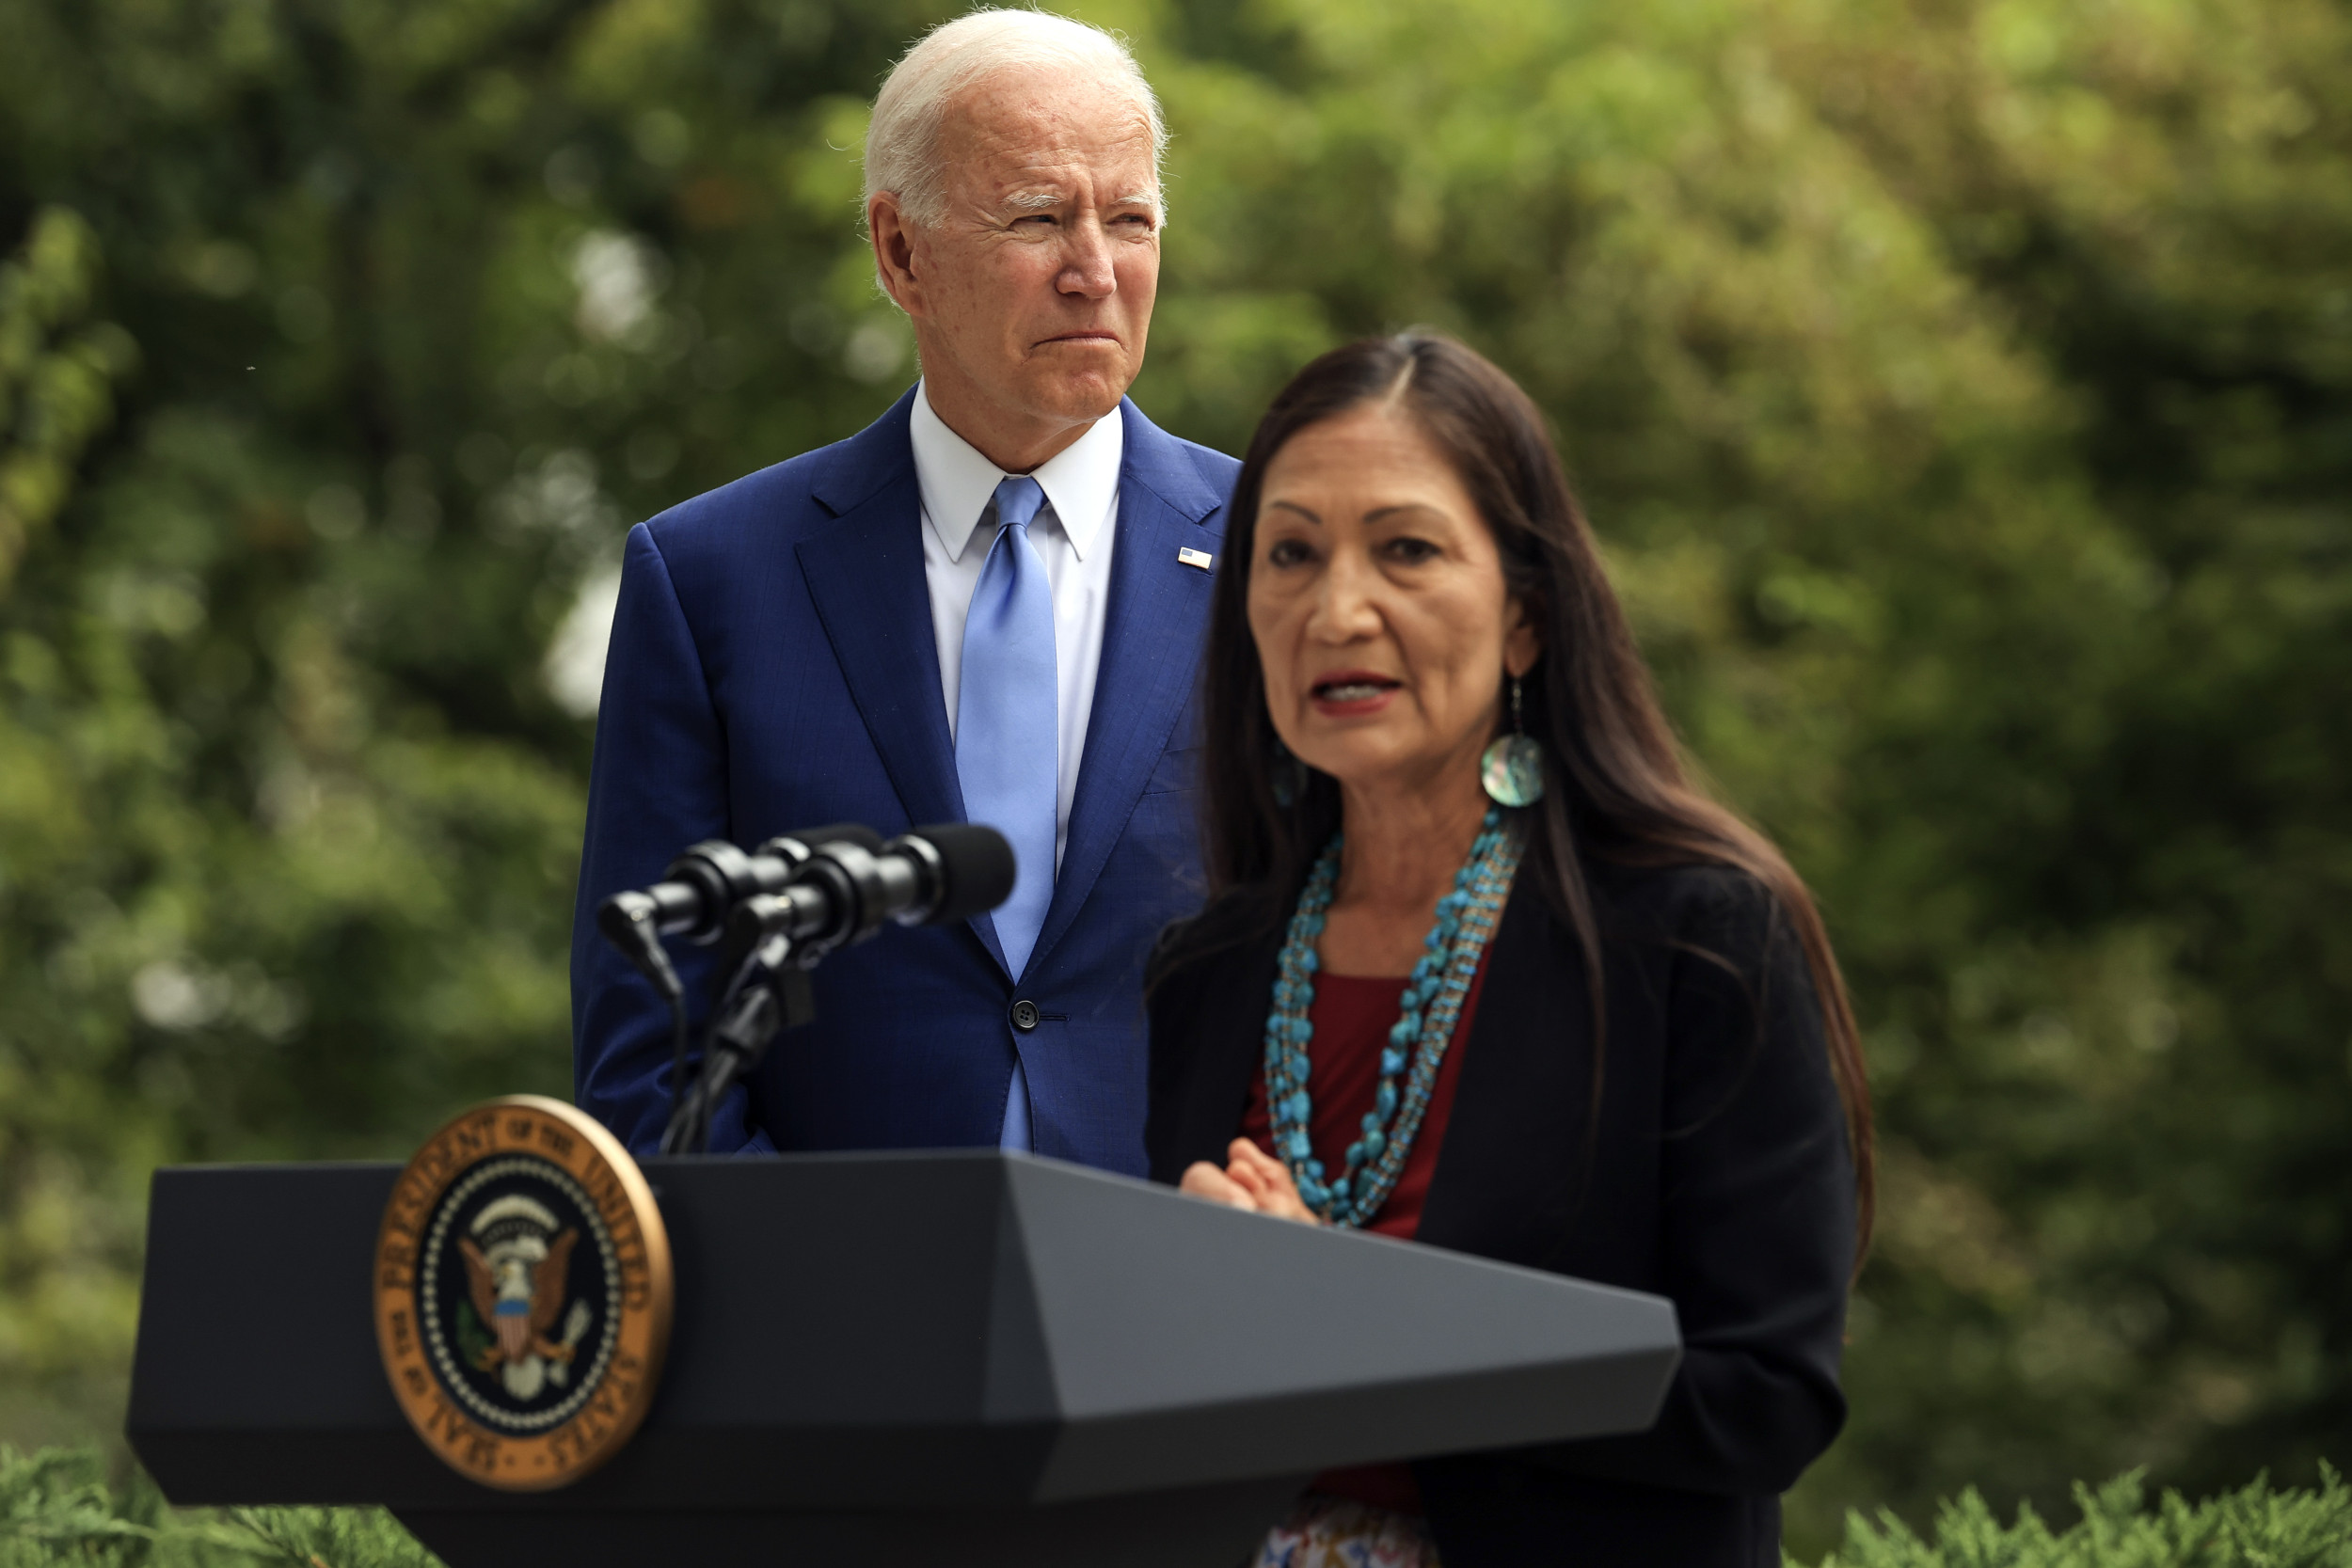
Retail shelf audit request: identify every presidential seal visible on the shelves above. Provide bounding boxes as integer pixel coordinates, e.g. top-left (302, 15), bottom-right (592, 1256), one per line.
top-left (373, 1096), bottom-right (672, 1491)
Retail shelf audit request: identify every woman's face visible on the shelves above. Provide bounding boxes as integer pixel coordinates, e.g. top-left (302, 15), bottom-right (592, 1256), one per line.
top-left (1248, 404), bottom-right (1538, 800)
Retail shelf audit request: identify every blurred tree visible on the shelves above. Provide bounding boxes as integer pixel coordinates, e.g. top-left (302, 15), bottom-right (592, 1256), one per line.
top-left (0, 0), bottom-right (2343, 1554)
top-left (0, 206), bottom-right (147, 1452)
top-left (0, 0), bottom-right (943, 1446)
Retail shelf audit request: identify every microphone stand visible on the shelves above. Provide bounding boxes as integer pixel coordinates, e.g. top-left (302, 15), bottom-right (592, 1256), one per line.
top-left (658, 897), bottom-right (818, 1156)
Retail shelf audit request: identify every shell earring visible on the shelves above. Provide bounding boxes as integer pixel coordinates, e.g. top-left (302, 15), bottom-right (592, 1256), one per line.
top-left (1480, 676), bottom-right (1546, 807)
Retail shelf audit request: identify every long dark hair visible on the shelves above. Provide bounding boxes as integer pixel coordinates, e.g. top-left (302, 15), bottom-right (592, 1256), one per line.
top-left (1156, 331), bottom-right (1875, 1256)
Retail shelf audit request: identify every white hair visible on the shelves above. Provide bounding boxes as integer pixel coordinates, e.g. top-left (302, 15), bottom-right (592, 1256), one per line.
top-left (863, 8), bottom-right (1168, 231)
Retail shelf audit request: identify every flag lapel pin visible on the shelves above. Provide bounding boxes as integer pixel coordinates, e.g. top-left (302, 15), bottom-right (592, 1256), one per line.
top-left (1177, 546), bottom-right (1214, 570)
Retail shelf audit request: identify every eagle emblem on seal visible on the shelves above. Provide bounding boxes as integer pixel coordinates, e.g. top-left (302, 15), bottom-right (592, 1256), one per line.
top-left (456, 1194), bottom-right (595, 1402)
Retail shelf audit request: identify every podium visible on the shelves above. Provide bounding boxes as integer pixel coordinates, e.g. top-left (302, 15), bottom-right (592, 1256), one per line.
top-left (128, 1149), bottom-right (1679, 1567)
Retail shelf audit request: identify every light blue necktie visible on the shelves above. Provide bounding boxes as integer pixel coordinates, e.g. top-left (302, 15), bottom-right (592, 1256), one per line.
top-left (957, 476), bottom-right (1057, 1151)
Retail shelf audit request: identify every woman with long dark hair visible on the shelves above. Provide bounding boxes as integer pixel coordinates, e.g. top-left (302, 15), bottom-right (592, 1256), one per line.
top-left (1147, 333), bottom-right (1873, 1568)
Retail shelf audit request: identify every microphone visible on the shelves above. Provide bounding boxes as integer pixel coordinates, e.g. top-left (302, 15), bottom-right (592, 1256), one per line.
top-left (594, 827), bottom-right (887, 1108)
top-left (598, 824), bottom-right (887, 953)
top-left (628, 822), bottom-right (1015, 1157)
top-left (723, 823), bottom-right (1015, 956)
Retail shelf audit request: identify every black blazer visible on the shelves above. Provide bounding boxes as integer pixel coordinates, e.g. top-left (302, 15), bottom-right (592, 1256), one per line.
top-left (1147, 862), bottom-right (1856, 1568)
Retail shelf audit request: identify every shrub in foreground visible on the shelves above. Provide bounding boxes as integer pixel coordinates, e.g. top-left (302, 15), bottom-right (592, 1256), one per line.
top-left (3, 1446), bottom-right (2344, 1566)
top-left (0, 1449), bottom-right (436, 1567)
top-left (1808, 1465), bottom-right (2351, 1567)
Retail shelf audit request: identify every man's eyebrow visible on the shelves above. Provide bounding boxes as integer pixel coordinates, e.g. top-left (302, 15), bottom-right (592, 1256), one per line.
top-left (1002, 189), bottom-right (1063, 212)
top-left (1113, 190), bottom-right (1161, 209)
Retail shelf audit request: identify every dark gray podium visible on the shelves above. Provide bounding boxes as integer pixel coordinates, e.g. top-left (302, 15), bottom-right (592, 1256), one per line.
top-left (128, 1149), bottom-right (1679, 1567)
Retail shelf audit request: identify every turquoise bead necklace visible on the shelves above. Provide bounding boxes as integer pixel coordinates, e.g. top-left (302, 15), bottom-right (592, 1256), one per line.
top-left (1263, 804), bottom-right (1526, 1227)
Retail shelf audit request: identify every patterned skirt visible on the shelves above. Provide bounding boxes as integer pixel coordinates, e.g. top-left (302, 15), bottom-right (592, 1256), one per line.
top-left (1247, 1492), bottom-right (1442, 1568)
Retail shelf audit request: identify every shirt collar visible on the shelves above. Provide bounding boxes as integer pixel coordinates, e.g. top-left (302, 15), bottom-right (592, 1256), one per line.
top-left (910, 379), bottom-right (1122, 563)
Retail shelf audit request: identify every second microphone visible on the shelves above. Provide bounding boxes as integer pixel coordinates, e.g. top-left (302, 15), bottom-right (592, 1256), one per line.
top-left (598, 823), bottom-right (1016, 959)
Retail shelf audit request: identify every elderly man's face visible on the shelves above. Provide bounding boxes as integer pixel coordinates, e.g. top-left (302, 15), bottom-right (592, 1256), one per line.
top-left (875, 68), bottom-right (1160, 467)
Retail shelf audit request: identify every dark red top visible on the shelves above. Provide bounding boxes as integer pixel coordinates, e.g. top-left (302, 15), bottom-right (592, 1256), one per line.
top-left (1236, 956), bottom-right (1491, 1515)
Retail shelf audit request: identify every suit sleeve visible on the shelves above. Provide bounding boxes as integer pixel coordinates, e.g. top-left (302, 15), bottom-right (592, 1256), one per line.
top-left (1525, 876), bottom-right (1856, 1496)
top-left (1144, 947), bottom-right (1218, 1182)
top-left (570, 521), bottom-right (771, 1155)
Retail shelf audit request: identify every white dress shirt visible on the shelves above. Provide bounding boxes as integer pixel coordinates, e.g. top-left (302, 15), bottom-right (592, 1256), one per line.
top-left (911, 379), bottom-right (1121, 876)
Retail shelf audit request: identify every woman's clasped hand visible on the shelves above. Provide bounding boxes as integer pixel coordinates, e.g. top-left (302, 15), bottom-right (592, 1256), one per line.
top-left (1180, 1136), bottom-right (1321, 1224)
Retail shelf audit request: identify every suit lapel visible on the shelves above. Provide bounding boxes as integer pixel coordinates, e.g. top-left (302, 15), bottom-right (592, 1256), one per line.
top-left (798, 393), bottom-right (1010, 974)
top-left (1026, 402), bottom-right (1228, 973)
top-left (1166, 933), bottom-right (1280, 1174)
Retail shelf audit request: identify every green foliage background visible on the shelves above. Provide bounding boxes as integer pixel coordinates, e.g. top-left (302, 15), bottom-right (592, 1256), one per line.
top-left (0, 0), bottom-right (2344, 1555)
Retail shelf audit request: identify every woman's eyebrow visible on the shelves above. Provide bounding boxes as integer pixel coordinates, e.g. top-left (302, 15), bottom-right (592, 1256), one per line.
top-left (1268, 499), bottom-right (1323, 524)
top-left (1363, 502), bottom-right (1445, 524)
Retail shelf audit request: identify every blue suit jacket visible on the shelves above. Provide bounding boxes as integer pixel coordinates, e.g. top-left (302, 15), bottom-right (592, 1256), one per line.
top-left (571, 390), bottom-right (1239, 1173)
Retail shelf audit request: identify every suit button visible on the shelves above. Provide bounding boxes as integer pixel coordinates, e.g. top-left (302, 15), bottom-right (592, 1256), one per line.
top-left (1010, 999), bottom-right (1041, 1032)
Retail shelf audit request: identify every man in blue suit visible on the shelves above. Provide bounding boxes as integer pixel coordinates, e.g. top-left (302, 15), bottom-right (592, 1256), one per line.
top-left (571, 9), bottom-right (1239, 1174)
